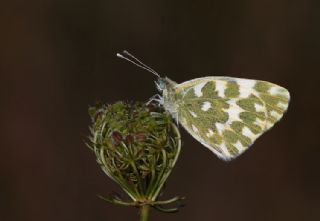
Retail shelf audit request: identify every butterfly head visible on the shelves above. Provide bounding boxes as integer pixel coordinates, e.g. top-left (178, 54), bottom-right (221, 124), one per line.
top-left (155, 77), bottom-right (176, 92)
top-left (116, 51), bottom-right (178, 115)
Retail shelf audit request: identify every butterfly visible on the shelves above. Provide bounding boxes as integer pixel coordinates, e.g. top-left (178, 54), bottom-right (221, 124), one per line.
top-left (117, 51), bottom-right (290, 161)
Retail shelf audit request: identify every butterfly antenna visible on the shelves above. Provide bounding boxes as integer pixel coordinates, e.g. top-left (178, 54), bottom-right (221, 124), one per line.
top-left (116, 50), bottom-right (161, 78)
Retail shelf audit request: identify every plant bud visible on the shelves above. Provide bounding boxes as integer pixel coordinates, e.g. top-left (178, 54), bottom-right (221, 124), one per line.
top-left (87, 102), bottom-right (181, 204)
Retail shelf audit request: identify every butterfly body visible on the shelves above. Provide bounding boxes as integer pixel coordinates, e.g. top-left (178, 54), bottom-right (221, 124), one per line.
top-left (158, 77), bottom-right (179, 119)
top-left (158, 76), bottom-right (290, 161)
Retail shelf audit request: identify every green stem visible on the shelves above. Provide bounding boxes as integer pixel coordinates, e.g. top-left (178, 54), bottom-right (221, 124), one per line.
top-left (140, 205), bottom-right (150, 221)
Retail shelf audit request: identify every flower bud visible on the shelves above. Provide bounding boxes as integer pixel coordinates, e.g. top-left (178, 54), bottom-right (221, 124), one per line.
top-left (87, 102), bottom-right (181, 204)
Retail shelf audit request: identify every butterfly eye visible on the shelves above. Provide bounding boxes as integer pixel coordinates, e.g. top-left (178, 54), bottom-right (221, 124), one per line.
top-left (155, 79), bottom-right (166, 91)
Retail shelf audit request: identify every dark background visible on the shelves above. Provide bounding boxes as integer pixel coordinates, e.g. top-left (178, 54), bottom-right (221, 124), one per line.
top-left (1, 0), bottom-right (319, 221)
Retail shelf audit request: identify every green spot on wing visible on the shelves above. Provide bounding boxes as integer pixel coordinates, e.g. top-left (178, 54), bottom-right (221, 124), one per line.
top-left (201, 81), bottom-right (217, 97)
top-left (260, 94), bottom-right (283, 106)
top-left (230, 121), bottom-right (245, 133)
top-left (211, 133), bottom-right (223, 145)
top-left (225, 81), bottom-right (240, 98)
top-left (226, 142), bottom-right (239, 155)
top-left (223, 130), bottom-right (239, 144)
top-left (254, 81), bottom-right (272, 93)
top-left (237, 95), bottom-right (263, 112)
top-left (240, 111), bottom-right (258, 124)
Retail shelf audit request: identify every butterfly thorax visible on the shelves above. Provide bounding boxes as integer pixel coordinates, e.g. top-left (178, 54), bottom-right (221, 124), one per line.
top-left (157, 77), bottom-right (179, 119)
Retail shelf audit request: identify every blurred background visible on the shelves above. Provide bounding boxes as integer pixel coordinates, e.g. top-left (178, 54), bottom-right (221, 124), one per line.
top-left (1, 0), bottom-right (319, 221)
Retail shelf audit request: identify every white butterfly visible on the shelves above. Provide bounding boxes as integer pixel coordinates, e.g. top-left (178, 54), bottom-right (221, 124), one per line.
top-left (117, 51), bottom-right (290, 161)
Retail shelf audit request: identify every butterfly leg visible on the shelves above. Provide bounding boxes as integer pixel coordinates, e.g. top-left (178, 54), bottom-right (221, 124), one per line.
top-left (147, 94), bottom-right (164, 106)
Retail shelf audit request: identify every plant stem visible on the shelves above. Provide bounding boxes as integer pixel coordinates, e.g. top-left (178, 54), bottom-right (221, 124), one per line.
top-left (140, 205), bottom-right (150, 221)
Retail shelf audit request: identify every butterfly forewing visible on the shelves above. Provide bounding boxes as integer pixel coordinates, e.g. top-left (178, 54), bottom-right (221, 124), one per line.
top-left (174, 77), bottom-right (290, 160)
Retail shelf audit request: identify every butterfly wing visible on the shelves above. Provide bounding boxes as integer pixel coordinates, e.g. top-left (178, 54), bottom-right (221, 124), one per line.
top-left (174, 77), bottom-right (290, 160)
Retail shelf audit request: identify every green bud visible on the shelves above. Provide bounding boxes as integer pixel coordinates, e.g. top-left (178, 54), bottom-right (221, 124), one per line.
top-left (87, 102), bottom-right (183, 210)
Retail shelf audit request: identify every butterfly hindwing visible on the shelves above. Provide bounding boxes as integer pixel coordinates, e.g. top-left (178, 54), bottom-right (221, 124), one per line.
top-left (174, 77), bottom-right (290, 160)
